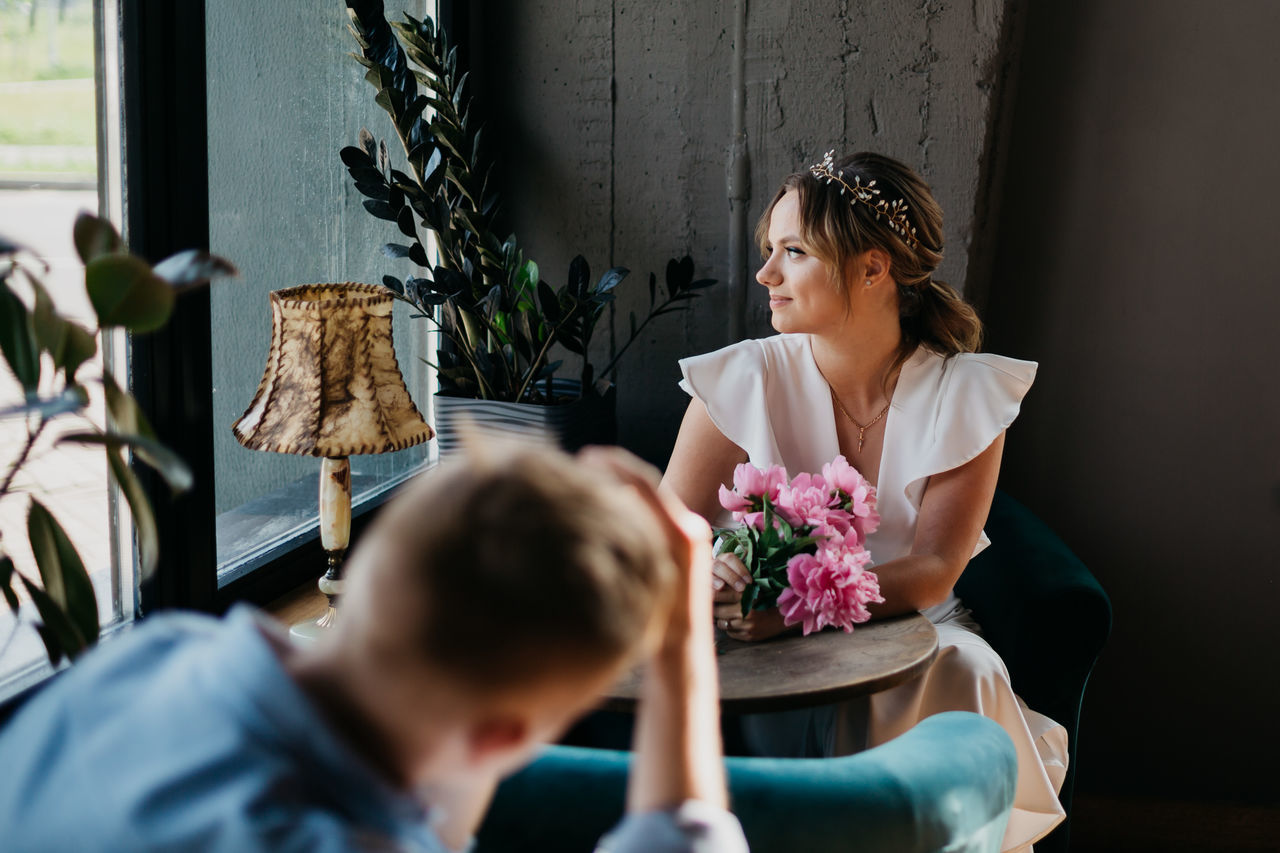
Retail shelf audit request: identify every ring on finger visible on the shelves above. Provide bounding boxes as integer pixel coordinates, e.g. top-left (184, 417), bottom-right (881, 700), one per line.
top-left (718, 619), bottom-right (730, 630)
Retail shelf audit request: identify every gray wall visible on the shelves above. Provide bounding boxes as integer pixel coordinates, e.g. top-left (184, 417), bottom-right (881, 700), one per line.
top-left (207, 2), bottom-right (433, 516)
top-left (476, 0), bottom-right (1017, 465)
top-left (986, 0), bottom-right (1280, 801)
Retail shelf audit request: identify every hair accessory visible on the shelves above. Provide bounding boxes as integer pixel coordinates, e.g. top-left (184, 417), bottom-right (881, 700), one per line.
top-left (809, 150), bottom-right (920, 250)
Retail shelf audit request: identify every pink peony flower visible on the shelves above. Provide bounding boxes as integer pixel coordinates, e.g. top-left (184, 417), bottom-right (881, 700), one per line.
top-left (821, 455), bottom-right (864, 496)
top-left (776, 544), bottom-right (884, 635)
top-left (734, 463), bottom-right (789, 501)
top-left (713, 454), bottom-right (882, 631)
top-left (719, 464), bottom-right (790, 516)
top-left (817, 526), bottom-right (870, 557)
top-left (718, 483), bottom-right (753, 514)
top-left (774, 474), bottom-right (841, 530)
top-left (821, 455), bottom-right (880, 542)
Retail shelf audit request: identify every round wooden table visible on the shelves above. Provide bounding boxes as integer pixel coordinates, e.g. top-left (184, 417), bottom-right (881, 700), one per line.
top-left (603, 613), bottom-right (939, 713)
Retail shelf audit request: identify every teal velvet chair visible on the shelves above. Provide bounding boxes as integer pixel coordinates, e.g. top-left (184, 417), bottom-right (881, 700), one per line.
top-left (955, 490), bottom-right (1112, 853)
top-left (477, 711), bottom-right (1017, 853)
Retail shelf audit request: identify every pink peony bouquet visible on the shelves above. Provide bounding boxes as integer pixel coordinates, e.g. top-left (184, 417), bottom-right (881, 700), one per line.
top-left (715, 456), bottom-right (885, 635)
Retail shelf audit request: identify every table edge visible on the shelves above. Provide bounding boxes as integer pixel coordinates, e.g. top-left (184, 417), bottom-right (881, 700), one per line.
top-left (599, 613), bottom-right (940, 714)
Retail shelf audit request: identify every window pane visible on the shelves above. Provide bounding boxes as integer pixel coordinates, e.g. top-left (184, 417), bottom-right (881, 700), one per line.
top-left (0, 0), bottom-right (129, 697)
top-left (207, 2), bottom-right (436, 583)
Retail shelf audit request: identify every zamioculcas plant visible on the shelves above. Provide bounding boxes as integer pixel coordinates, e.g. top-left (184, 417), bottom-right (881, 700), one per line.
top-left (342, 0), bottom-right (715, 403)
top-left (0, 214), bottom-right (235, 665)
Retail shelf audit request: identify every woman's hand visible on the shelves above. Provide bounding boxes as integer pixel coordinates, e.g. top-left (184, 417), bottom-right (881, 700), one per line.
top-left (710, 552), bottom-right (793, 642)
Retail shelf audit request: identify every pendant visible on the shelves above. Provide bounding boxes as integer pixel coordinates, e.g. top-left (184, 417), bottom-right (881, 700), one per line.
top-left (857, 429), bottom-right (866, 453)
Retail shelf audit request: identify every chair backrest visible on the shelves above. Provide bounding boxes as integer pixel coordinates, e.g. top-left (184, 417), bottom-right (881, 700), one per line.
top-left (955, 489), bottom-right (1112, 852)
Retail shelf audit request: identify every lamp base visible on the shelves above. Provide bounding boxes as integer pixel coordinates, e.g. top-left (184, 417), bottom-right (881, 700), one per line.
top-left (289, 547), bottom-right (345, 644)
top-left (289, 606), bottom-right (337, 643)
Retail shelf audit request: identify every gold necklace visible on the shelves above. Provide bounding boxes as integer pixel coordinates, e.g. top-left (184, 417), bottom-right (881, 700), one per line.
top-left (828, 386), bottom-right (890, 452)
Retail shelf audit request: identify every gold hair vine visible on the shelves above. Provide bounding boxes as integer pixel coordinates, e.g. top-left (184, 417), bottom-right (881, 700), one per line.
top-left (809, 150), bottom-right (920, 250)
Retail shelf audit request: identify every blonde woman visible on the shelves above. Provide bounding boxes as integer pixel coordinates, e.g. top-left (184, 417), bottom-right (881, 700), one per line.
top-left (662, 151), bottom-right (1067, 851)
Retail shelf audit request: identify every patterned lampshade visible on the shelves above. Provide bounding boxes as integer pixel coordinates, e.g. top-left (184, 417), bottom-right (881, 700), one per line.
top-left (233, 283), bottom-right (433, 456)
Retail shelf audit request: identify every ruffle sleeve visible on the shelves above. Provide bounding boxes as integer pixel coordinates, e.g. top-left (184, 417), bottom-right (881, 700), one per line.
top-left (901, 352), bottom-right (1037, 501)
top-left (677, 339), bottom-right (782, 464)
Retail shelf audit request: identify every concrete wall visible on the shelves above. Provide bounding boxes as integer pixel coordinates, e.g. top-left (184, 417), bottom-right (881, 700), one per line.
top-left (476, 0), bottom-right (1018, 465)
top-left (985, 0), bottom-right (1280, 801)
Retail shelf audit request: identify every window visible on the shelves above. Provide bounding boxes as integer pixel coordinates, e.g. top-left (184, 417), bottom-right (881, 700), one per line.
top-left (205, 0), bottom-right (436, 589)
top-left (0, 0), bottom-right (130, 699)
top-left (122, 0), bottom-right (441, 615)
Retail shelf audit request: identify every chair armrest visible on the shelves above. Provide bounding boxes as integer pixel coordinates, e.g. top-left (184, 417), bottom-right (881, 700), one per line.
top-left (477, 712), bottom-right (1017, 853)
top-left (956, 491), bottom-right (1113, 723)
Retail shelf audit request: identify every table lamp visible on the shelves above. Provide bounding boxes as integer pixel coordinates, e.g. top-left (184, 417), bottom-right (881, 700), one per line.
top-left (232, 282), bottom-right (433, 640)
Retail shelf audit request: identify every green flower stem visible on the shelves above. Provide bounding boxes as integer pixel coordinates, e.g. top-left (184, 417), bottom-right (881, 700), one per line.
top-left (0, 417), bottom-right (47, 499)
top-left (513, 301), bottom-right (585, 402)
top-left (597, 294), bottom-right (685, 383)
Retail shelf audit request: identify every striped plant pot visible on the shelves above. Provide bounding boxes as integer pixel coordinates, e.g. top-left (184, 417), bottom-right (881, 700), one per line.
top-left (433, 381), bottom-right (617, 458)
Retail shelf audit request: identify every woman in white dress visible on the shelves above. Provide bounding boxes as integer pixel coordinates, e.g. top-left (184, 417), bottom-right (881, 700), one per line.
top-left (660, 151), bottom-right (1068, 851)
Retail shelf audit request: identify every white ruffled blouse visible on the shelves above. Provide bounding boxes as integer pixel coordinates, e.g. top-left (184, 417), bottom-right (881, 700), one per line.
top-left (678, 334), bottom-right (1037, 622)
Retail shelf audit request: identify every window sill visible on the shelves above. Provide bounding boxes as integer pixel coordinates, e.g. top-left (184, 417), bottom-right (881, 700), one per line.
top-left (214, 460), bottom-right (435, 612)
top-left (263, 579), bottom-right (328, 630)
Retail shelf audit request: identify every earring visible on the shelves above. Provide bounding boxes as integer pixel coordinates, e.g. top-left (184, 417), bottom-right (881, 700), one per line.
top-left (864, 279), bottom-right (872, 287)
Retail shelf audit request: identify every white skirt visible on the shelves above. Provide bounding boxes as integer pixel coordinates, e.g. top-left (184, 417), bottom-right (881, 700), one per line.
top-left (738, 610), bottom-right (1068, 852)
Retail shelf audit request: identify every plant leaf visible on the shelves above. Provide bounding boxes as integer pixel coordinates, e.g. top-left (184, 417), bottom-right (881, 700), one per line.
top-left (347, 165), bottom-right (385, 185)
top-left (85, 254), bottom-right (174, 332)
top-left (0, 278), bottom-right (39, 390)
top-left (363, 200), bottom-right (397, 221)
top-left (567, 255), bottom-right (590, 300)
top-left (381, 243), bottom-right (412, 259)
top-left (150, 249), bottom-right (239, 290)
top-left (106, 447), bottom-right (159, 578)
top-left (59, 431), bottom-right (193, 494)
top-left (20, 575), bottom-right (88, 665)
top-left (359, 127), bottom-right (377, 159)
top-left (339, 145), bottom-right (373, 169)
top-left (102, 371), bottom-right (155, 438)
top-left (537, 280), bottom-right (561, 323)
top-left (595, 266), bottom-right (629, 295)
top-left (396, 205), bottom-right (417, 239)
top-left (31, 278), bottom-right (96, 379)
top-left (0, 387), bottom-right (86, 421)
top-left (72, 212), bottom-right (122, 264)
top-left (0, 555), bottom-right (20, 613)
top-left (666, 255), bottom-right (695, 296)
top-left (353, 179), bottom-right (391, 201)
top-left (27, 500), bottom-right (99, 650)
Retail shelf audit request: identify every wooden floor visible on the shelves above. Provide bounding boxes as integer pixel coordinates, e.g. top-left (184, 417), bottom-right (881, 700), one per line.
top-left (1070, 794), bottom-right (1280, 852)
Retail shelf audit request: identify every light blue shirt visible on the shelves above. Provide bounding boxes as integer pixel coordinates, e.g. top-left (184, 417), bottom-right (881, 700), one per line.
top-left (0, 606), bottom-right (746, 852)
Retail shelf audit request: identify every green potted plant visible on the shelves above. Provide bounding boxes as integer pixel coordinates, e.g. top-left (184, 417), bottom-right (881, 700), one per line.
top-left (0, 214), bottom-right (235, 666)
top-left (341, 0), bottom-right (715, 451)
